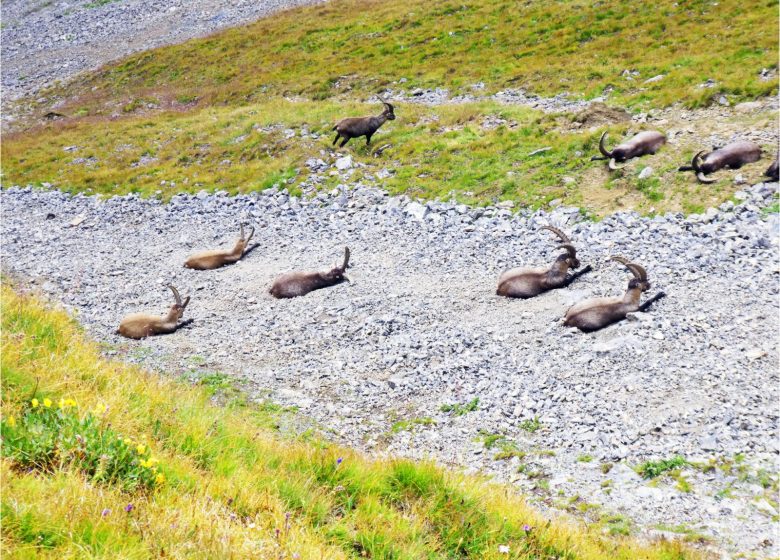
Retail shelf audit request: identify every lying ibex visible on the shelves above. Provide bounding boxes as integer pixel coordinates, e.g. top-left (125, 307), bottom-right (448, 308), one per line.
top-left (496, 226), bottom-right (592, 298)
top-left (184, 224), bottom-right (255, 270)
top-left (678, 141), bottom-right (762, 183)
top-left (117, 285), bottom-right (191, 339)
top-left (564, 257), bottom-right (665, 332)
top-left (333, 102), bottom-right (395, 147)
top-left (270, 247), bottom-right (350, 299)
top-left (765, 155), bottom-right (779, 182)
top-left (591, 131), bottom-right (667, 170)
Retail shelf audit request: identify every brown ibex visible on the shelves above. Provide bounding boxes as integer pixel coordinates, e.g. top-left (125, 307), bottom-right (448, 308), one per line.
top-left (270, 247), bottom-right (350, 299)
top-left (564, 257), bottom-right (665, 332)
top-left (678, 141), bottom-right (762, 183)
top-left (591, 131), bottom-right (667, 170)
top-left (332, 102), bottom-right (395, 147)
top-left (117, 285), bottom-right (191, 339)
top-left (184, 224), bottom-right (255, 270)
top-left (497, 226), bottom-right (592, 298)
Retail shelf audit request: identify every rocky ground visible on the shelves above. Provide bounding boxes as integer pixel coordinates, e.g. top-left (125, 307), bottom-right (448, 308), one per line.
top-left (0, 0), bottom-right (325, 100)
top-left (2, 173), bottom-right (779, 557)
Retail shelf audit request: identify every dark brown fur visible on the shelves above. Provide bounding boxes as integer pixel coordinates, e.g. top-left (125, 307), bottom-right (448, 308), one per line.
top-left (678, 141), bottom-right (762, 183)
top-left (765, 155), bottom-right (779, 182)
top-left (270, 247), bottom-right (350, 299)
top-left (333, 102), bottom-right (395, 147)
top-left (591, 131), bottom-right (667, 170)
top-left (564, 257), bottom-right (665, 332)
top-left (496, 226), bottom-right (591, 298)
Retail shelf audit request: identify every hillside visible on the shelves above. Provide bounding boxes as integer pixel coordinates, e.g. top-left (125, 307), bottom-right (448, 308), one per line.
top-left (1, 285), bottom-right (701, 559)
top-left (1, 0), bottom-right (778, 558)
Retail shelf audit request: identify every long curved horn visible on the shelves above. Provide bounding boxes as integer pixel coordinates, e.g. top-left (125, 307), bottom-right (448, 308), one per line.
top-left (168, 284), bottom-right (182, 306)
top-left (341, 247), bottom-right (350, 271)
top-left (610, 256), bottom-right (646, 281)
top-left (557, 244), bottom-right (577, 258)
top-left (539, 225), bottom-right (570, 244)
top-left (239, 223), bottom-right (245, 240)
top-left (245, 225), bottom-right (255, 244)
top-left (383, 102), bottom-right (394, 113)
top-left (598, 131), bottom-right (613, 158)
top-left (691, 151), bottom-right (704, 173)
top-left (608, 158), bottom-right (626, 171)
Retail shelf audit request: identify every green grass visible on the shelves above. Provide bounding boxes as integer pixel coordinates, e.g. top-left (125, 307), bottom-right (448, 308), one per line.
top-left (440, 397), bottom-right (480, 416)
top-left (389, 416), bottom-right (435, 433)
top-left (0, 285), bottom-right (704, 559)
top-left (26, 0), bottom-right (779, 116)
top-left (637, 456), bottom-right (688, 479)
top-left (519, 416), bottom-right (543, 433)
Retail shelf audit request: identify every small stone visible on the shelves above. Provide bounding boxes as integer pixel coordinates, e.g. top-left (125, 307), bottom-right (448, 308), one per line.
top-left (335, 155), bottom-right (353, 171)
top-left (638, 167), bottom-right (654, 180)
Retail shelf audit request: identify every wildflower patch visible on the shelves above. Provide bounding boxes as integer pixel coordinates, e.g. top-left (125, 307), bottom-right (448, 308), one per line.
top-left (2, 398), bottom-right (164, 492)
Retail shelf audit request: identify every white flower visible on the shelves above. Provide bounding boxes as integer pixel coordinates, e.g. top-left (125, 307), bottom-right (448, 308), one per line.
top-left (498, 544), bottom-right (510, 554)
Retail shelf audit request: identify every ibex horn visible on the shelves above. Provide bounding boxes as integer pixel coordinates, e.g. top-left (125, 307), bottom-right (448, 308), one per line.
top-left (610, 256), bottom-right (646, 281)
top-left (342, 247), bottom-right (351, 271)
top-left (168, 284), bottom-right (182, 306)
top-left (539, 225), bottom-right (571, 244)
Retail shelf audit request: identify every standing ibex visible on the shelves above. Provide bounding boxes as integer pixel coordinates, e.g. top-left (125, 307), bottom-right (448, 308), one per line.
top-left (117, 285), bottom-right (192, 339)
top-left (333, 102), bottom-right (395, 147)
top-left (564, 257), bottom-right (665, 332)
top-left (184, 224), bottom-right (255, 270)
top-left (270, 247), bottom-right (350, 299)
top-left (497, 226), bottom-right (592, 298)
top-left (678, 141), bottom-right (762, 183)
top-left (591, 131), bottom-right (667, 170)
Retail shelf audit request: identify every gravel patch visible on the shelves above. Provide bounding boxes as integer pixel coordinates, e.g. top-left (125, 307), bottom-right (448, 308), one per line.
top-left (1, 0), bottom-right (326, 101)
top-left (2, 175), bottom-right (778, 557)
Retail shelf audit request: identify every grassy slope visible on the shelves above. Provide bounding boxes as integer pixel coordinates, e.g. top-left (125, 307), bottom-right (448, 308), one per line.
top-left (4, 98), bottom-right (776, 216)
top-left (0, 285), bottom-right (702, 559)
top-left (32, 0), bottom-right (780, 112)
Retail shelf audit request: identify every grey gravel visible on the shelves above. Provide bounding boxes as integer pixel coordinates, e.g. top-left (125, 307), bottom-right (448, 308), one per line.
top-left (1, 0), bottom-right (325, 101)
top-left (2, 174), bottom-right (778, 557)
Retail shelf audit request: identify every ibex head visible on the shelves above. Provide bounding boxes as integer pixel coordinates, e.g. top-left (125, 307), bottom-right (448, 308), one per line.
top-left (610, 256), bottom-right (650, 292)
top-left (167, 284), bottom-right (190, 321)
top-left (382, 102), bottom-right (396, 120)
top-left (322, 247), bottom-right (350, 281)
top-left (540, 225), bottom-right (580, 269)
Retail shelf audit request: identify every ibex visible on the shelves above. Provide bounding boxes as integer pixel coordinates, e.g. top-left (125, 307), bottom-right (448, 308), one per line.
top-left (678, 141), bottom-right (762, 183)
top-left (332, 102), bottom-right (395, 147)
top-left (184, 224), bottom-right (255, 270)
top-left (591, 131), bottom-right (667, 170)
top-left (497, 226), bottom-right (592, 298)
top-left (117, 285), bottom-right (191, 339)
top-left (270, 247), bottom-right (350, 299)
top-left (765, 155), bottom-right (779, 182)
top-left (564, 257), bottom-right (665, 332)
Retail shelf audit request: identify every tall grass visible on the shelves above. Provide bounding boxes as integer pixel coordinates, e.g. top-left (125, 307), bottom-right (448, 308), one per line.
top-left (0, 284), bottom-right (701, 559)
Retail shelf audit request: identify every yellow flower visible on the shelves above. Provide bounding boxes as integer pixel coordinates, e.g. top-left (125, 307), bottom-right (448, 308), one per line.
top-left (149, 457), bottom-right (159, 465)
top-left (140, 459), bottom-right (152, 468)
top-left (65, 398), bottom-right (77, 408)
top-left (155, 473), bottom-right (165, 485)
top-left (7, 416), bottom-right (16, 428)
top-left (31, 399), bottom-right (39, 408)
top-left (136, 444), bottom-right (146, 455)
top-left (43, 398), bottom-right (52, 408)
top-left (123, 438), bottom-right (132, 446)
top-left (93, 403), bottom-right (107, 416)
